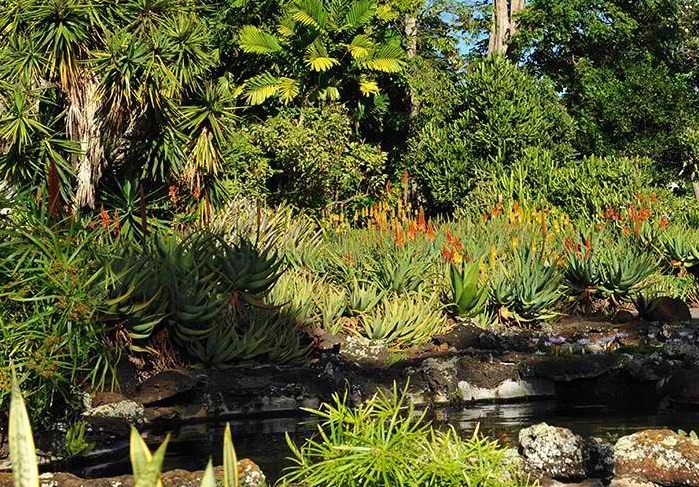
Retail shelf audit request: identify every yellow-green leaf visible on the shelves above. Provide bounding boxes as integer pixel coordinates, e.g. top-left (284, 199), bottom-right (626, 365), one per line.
top-left (347, 34), bottom-right (373, 59)
top-left (306, 41), bottom-right (340, 72)
top-left (359, 78), bottom-right (380, 97)
top-left (200, 460), bottom-right (216, 487)
top-left (223, 424), bottom-right (239, 487)
top-left (9, 379), bottom-right (39, 487)
top-left (238, 26), bottom-right (282, 54)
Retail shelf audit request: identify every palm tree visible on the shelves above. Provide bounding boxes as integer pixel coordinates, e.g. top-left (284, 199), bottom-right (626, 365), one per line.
top-left (238, 0), bottom-right (406, 107)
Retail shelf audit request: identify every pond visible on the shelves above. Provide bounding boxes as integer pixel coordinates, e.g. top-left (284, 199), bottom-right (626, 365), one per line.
top-left (68, 400), bottom-right (699, 483)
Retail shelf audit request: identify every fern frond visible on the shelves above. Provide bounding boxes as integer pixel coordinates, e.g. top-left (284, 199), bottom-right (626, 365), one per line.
top-left (238, 26), bottom-right (282, 54)
top-left (317, 86), bottom-right (341, 101)
top-left (306, 40), bottom-right (340, 72)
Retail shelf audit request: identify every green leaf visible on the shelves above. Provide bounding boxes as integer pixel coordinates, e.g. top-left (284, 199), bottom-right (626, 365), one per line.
top-left (223, 423), bottom-right (239, 487)
top-left (359, 43), bottom-right (404, 73)
top-left (347, 34), bottom-right (374, 59)
top-left (359, 77), bottom-right (379, 97)
top-left (200, 460), bottom-right (216, 487)
top-left (9, 377), bottom-right (39, 487)
top-left (277, 77), bottom-right (301, 104)
top-left (306, 40), bottom-right (340, 72)
top-left (243, 72), bottom-right (281, 105)
top-left (344, 0), bottom-right (376, 29)
top-left (290, 0), bottom-right (328, 31)
top-left (238, 26), bottom-right (282, 54)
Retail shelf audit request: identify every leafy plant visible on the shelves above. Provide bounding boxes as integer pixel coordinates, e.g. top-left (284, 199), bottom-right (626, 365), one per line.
top-left (598, 248), bottom-right (657, 305)
top-left (346, 277), bottom-right (384, 316)
top-left (448, 260), bottom-right (488, 318)
top-left (491, 249), bottom-right (562, 325)
top-left (64, 421), bottom-right (94, 458)
top-left (9, 376), bottom-right (241, 487)
top-left (282, 384), bottom-right (531, 487)
top-left (361, 293), bottom-right (445, 346)
top-left (659, 227), bottom-right (699, 273)
top-left (238, 0), bottom-right (404, 107)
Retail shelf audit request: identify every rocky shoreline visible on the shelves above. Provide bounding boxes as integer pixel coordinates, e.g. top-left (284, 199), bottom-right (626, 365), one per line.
top-left (7, 312), bottom-right (699, 486)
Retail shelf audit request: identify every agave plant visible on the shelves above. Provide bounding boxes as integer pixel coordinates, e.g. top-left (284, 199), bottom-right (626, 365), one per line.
top-left (238, 0), bottom-right (404, 107)
top-left (448, 260), bottom-right (488, 318)
top-left (659, 228), bottom-right (699, 274)
top-left (346, 277), bottom-right (384, 316)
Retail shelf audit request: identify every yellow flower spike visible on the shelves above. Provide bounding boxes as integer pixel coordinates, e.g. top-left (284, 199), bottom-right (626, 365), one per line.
top-left (489, 245), bottom-right (497, 268)
top-left (511, 237), bottom-right (519, 249)
top-left (453, 252), bottom-right (463, 265)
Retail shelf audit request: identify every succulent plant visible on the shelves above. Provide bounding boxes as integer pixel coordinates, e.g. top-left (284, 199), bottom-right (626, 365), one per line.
top-left (448, 261), bottom-right (488, 318)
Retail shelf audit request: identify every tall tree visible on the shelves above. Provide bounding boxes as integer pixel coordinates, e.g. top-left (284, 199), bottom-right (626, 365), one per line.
top-left (488, 0), bottom-right (525, 56)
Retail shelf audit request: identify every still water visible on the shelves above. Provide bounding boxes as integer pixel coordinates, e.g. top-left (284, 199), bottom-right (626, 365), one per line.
top-left (70, 401), bottom-right (699, 482)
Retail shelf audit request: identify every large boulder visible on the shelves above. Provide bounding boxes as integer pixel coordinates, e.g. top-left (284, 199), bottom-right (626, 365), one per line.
top-left (519, 423), bottom-right (588, 481)
top-left (614, 429), bottom-right (699, 486)
top-left (83, 399), bottom-right (145, 435)
top-left (643, 297), bottom-right (691, 323)
top-left (609, 477), bottom-right (658, 487)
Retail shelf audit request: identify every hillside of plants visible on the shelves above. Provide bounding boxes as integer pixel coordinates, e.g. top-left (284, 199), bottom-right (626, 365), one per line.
top-left (1, 0), bottom-right (699, 427)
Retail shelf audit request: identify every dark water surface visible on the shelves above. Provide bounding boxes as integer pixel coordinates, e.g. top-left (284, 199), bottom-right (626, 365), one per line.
top-left (71, 401), bottom-right (699, 483)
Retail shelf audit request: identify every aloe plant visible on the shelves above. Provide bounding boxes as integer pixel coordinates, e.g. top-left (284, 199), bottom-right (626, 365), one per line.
top-left (448, 261), bottom-right (488, 318)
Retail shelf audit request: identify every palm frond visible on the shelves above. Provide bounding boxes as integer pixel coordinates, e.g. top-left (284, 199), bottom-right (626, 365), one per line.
top-left (306, 40), bottom-right (340, 72)
top-left (358, 42), bottom-right (404, 73)
top-left (289, 0), bottom-right (328, 31)
top-left (347, 34), bottom-right (373, 59)
top-left (243, 72), bottom-right (281, 105)
top-left (359, 76), bottom-right (379, 97)
top-left (239, 25), bottom-right (282, 54)
top-left (343, 0), bottom-right (375, 29)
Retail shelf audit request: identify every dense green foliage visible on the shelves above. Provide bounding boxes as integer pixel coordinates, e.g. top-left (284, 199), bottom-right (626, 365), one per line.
top-left (284, 385), bottom-right (531, 486)
top-left (1, 0), bottom-right (699, 440)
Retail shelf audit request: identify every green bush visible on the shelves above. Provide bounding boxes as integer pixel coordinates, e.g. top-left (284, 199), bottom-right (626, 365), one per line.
top-left (283, 385), bottom-right (531, 487)
top-left (407, 56), bottom-right (575, 212)
top-left (229, 105), bottom-right (387, 211)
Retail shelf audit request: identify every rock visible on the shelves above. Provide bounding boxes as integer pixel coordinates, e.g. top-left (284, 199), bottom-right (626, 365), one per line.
top-left (90, 392), bottom-right (128, 408)
top-left (609, 477), bottom-right (659, 487)
top-left (339, 335), bottom-right (391, 368)
top-left (433, 324), bottom-right (483, 351)
top-left (614, 429), bottom-right (699, 486)
top-left (458, 378), bottom-right (555, 402)
top-left (540, 479), bottom-right (605, 487)
top-left (519, 423), bottom-right (588, 481)
top-left (615, 309), bottom-right (638, 324)
top-left (0, 461), bottom-right (266, 487)
top-left (663, 368), bottom-right (699, 405)
top-left (131, 369), bottom-right (199, 406)
top-left (83, 399), bottom-right (145, 435)
top-left (644, 297), bottom-right (691, 323)
top-left (422, 357), bottom-right (459, 403)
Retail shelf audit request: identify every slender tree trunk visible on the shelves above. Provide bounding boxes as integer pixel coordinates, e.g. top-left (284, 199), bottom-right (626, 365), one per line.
top-left (488, 0), bottom-right (525, 56)
top-left (692, 180), bottom-right (699, 201)
top-left (509, 0), bottom-right (526, 36)
top-left (405, 13), bottom-right (420, 119)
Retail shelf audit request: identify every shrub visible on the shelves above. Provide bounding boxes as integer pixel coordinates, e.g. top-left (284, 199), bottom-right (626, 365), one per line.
top-left (230, 105), bottom-right (387, 211)
top-left (407, 56), bottom-right (575, 212)
top-left (283, 385), bottom-right (531, 487)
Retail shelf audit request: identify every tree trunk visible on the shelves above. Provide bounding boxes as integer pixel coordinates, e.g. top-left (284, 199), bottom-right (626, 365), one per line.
top-left (404, 13), bottom-right (420, 119)
top-left (68, 74), bottom-right (104, 209)
top-left (692, 180), bottom-right (699, 201)
top-left (509, 0), bottom-right (526, 36)
top-left (488, 0), bottom-right (526, 56)
top-left (488, 0), bottom-right (510, 56)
